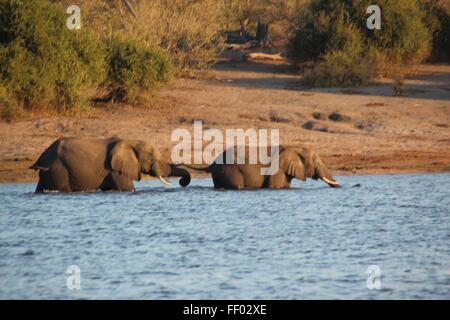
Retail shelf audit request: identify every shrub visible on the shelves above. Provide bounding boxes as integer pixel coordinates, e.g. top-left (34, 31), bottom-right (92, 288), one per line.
top-left (288, 0), bottom-right (432, 86)
top-left (420, 0), bottom-right (450, 62)
top-left (0, 0), bottom-right (106, 112)
top-left (288, 4), bottom-right (365, 63)
top-left (364, 0), bottom-right (431, 65)
top-left (106, 37), bottom-right (171, 102)
top-left (303, 50), bottom-right (376, 87)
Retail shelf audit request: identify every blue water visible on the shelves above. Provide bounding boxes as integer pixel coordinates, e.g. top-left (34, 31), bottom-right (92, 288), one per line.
top-left (0, 174), bottom-right (449, 299)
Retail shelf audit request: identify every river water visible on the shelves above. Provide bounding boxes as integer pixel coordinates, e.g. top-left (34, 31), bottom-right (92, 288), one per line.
top-left (0, 174), bottom-right (449, 299)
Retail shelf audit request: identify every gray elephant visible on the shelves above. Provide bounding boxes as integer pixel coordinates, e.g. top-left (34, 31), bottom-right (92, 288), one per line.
top-left (30, 137), bottom-right (191, 192)
top-left (180, 146), bottom-right (339, 189)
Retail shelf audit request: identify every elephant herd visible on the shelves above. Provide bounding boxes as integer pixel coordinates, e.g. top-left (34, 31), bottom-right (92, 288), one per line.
top-left (30, 137), bottom-right (340, 193)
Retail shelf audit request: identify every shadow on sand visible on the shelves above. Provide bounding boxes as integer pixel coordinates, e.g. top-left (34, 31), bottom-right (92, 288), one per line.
top-left (212, 60), bottom-right (450, 102)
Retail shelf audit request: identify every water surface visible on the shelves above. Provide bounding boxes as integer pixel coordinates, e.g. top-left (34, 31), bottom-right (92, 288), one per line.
top-left (0, 174), bottom-right (449, 299)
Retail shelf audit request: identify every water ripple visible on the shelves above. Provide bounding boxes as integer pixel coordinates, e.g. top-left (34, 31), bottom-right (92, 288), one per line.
top-left (0, 174), bottom-right (449, 299)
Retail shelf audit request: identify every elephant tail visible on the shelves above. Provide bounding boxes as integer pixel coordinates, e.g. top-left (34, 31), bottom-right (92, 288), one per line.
top-left (176, 163), bottom-right (212, 172)
top-left (29, 139), bottom-right (61, 171)
top-left (30, 156), bottom-right (51, 171)
top-left (29, 164), bottom-right (49, 171)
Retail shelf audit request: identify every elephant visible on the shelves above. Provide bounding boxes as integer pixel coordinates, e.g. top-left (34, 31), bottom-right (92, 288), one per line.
top-left (179, 145), bottom-right (340, 189)
top-left (30, 137), bottom-right (191, 192)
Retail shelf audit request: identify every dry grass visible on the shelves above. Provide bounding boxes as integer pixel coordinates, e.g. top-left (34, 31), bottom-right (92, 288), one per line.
top-left (58, 0), bottom-right (226, 75)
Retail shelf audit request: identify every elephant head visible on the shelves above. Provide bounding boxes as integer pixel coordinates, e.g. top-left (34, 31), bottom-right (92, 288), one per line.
top-left (279, 147), bottom-right (340, 188)
top-left (109, 140), bottom-right (191, 186)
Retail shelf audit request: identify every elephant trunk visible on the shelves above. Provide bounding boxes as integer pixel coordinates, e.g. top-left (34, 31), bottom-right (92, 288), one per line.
top-left (321, 176), bottom-right (340, 188)
top-left (150, 161), bottom-right (191, 187)
top-left (316, 165), bottom-right (340, 188)
top-left (168, 165), bottom-right (191, 187)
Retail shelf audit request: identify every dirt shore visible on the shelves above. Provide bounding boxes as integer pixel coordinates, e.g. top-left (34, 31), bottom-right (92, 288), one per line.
top-left (0, 60), bottom-right (449, 183)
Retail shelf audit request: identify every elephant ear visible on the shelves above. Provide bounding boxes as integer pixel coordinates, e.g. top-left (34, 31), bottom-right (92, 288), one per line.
top-left (280, 149), bottom-right (306, 181)
top-left (109, 141), bottom-right (140, 180)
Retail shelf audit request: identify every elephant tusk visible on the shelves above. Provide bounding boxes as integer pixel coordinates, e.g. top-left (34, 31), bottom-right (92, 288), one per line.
top-left (158, 176), bottom-right (172, 186)
top-left (322, 177), bottom-right (340, 187)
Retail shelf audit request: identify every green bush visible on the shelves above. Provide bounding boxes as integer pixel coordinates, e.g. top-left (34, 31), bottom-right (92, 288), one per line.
top-left (364, 0), bottom-right (431, 65)
top-left (0, 0), bottom-right (106, 112)
top-left (106, 37), bottom-right (172, 102)
top-left (288, 5), bottom-right (365, 63)
top-left (420, 0), bottom-right (450, 62)
top-left (288, 0), bottom-right (432, 86)
top-left (303, 50), bottom-right (376, 87)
